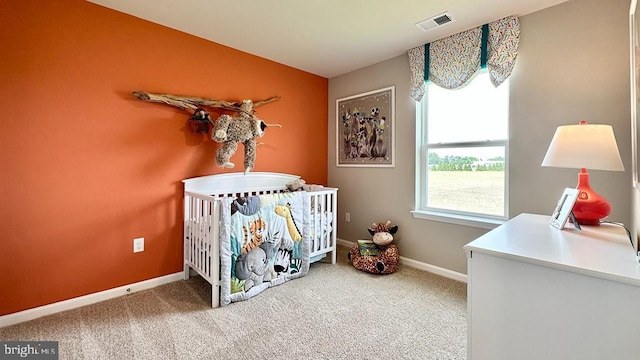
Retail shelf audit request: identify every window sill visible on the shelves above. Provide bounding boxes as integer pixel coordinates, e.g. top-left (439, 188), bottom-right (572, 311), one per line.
top-left (411, 210), bottom-right (505, 230)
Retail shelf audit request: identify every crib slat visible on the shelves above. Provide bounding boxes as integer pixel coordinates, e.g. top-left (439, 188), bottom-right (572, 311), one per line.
top-left (211, 200), bottom-right (221, 308)
top-left (307, 189), bottom-right (337, 264)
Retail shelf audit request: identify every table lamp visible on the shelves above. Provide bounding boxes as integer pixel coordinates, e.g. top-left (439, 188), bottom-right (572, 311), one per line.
top-left (541, 121), bottom-right (624, 225)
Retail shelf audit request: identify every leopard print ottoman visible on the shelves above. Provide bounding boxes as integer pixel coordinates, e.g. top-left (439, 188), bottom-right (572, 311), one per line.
top-left (348, 243), bottom-right (399, 274)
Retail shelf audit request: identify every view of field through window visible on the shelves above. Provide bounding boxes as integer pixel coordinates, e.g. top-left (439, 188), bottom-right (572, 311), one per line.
top-left (427, 170), bottom-right (504, 216)
top-left (422, 71), bottom-right (508, 217)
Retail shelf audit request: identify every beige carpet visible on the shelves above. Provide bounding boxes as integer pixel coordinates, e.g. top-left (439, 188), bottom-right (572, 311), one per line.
top-left (0, 246), bottom-right (467, 359)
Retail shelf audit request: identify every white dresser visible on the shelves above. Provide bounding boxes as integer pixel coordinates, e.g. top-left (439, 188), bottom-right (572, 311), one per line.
top-left (464, 213), bottom-right (640, 360)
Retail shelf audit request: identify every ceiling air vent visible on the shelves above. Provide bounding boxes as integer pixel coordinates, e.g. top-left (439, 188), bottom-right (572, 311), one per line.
top-left (415, 12), bottom-right (455, 32)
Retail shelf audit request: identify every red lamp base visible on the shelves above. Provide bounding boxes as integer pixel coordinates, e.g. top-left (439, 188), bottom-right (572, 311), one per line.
top-left (572, 169), bottom-right (611, 226)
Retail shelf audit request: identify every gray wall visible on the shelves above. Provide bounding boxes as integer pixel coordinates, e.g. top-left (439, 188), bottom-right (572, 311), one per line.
top-left (328, 0), bottom-right (632, 275)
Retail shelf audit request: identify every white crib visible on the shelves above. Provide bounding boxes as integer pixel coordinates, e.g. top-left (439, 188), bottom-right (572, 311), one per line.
top-left (182, 172), bottom-right (338, 307)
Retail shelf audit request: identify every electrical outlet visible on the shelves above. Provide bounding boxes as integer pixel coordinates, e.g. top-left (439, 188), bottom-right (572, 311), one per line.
top-left (345, 212), bottom-right (351, 222)
top-left (133, 237), bottom-right (144, 253)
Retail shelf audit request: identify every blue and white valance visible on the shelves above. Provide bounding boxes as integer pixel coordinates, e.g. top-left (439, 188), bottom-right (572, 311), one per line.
top-left (408, 15), bottom-right (520, 101)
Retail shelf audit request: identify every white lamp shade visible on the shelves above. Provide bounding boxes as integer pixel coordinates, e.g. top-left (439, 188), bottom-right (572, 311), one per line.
top-left (541, 124), bottom-right (624, 171)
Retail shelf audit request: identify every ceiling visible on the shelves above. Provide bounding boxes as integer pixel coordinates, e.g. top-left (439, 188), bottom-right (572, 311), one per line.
top-left (87, 0), bottom-right (569, 78)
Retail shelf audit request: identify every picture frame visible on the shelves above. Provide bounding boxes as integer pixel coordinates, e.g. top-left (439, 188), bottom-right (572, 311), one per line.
top-left (549, 188), bottom-right (580, 230)
top-left (336, 86), bottom-right (395, 167)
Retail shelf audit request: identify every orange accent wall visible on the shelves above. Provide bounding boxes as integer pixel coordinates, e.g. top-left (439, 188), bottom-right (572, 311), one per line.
top-left (0, 0), bottom-right (328, 316)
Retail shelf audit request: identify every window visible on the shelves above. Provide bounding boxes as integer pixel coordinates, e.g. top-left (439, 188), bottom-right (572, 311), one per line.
top-left (414, 71), bottom-right (509, 228)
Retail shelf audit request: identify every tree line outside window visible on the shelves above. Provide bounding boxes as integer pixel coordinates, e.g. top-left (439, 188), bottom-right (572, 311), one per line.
top-left (428, 153), bottom-right (505, 171)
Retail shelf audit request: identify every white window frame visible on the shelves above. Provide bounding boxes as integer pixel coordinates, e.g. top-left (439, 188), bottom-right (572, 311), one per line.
top-left (412, 72), bottom-right (509, 230)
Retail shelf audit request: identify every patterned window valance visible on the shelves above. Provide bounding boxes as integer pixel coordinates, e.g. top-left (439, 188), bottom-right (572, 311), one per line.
top-left (408, 15), bottom-right (520, 101)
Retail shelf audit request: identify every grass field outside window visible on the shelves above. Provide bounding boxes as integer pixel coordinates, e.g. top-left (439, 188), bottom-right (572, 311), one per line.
top-left (427, 171), bottom-right (504, 216)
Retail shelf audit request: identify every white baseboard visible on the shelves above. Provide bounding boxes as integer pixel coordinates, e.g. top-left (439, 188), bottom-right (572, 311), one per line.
top-left (0, 272), bottom-right (183, 329)
top-left (399, 256), bottom-right (468, 283)
top-left (2, 240), bottom-right (467, 329)
top-left (337, 238), bottom-right (467, 283)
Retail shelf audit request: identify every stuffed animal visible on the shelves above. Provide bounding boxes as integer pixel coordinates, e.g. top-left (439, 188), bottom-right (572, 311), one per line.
top-left (348, 244), bottom-right (399, 274)
top-left (286, 178), bottom-right (306, 192)
top-left (189, 108), bottom-right (212, 134)
top-left (348, 220), bottom-right (400, 274)
top-left (367, 220), bottom-right (398, 246)
top-left (211, 100), bottom-right (267, 173)
top-left (132, 92), bottom-right (281, 172)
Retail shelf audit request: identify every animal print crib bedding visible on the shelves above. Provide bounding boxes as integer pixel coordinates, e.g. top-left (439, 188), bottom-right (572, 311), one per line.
top-left (219, 191), bottom-right (310, 306)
